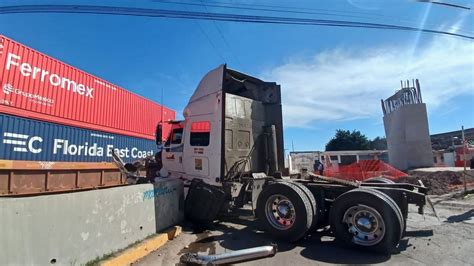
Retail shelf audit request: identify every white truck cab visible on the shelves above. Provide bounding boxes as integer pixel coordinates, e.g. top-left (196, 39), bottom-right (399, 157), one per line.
top-left (157, 64), bottom-right (284, 186)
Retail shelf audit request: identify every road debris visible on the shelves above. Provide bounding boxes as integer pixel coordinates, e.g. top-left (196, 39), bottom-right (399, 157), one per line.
top-left (179, 245), bottom-right (277, 265)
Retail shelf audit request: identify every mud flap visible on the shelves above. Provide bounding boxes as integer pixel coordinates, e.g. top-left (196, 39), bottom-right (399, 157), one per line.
top-left (417, 179), bottom-right (439, 220)
top-left (426, 196), bottom-right (439, 220)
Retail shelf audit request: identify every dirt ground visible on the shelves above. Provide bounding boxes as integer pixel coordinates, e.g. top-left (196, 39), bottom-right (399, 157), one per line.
top-left (401, 169), bottom-right (474, 195)
top-left (135, 192), bottom-right (474, 266)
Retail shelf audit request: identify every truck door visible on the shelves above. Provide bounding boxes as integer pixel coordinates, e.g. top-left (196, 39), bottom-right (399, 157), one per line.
top-left (162, 123), bottom-right (185, 175)
top-left (183, 120), bottom-right (212, 179)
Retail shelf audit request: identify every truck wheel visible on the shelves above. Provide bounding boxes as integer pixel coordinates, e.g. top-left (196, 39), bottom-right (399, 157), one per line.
top-left (256, 182), bottom-right (313, 242)
top-left (366, 188), bottom-right (406, 238)
top-left (329, 188), bottom-right (403, 254)
top-left (363, 177), bottom-right (395, 184)
top-left (291, 182), bottom-right (320, 229)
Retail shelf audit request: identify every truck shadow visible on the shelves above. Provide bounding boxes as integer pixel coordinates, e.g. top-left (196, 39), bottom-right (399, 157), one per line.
top-left (445, 209), bottom-right (474, 223)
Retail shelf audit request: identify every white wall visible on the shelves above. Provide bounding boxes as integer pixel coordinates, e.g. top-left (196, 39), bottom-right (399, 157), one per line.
top-left (443, 152), bottom-right (455, 167)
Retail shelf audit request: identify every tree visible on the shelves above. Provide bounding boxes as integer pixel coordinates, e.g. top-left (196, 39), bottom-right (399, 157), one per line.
top-left (325, 129), bottom-right (371, 151)
top-left (370, 137), bottom-right (387, 150)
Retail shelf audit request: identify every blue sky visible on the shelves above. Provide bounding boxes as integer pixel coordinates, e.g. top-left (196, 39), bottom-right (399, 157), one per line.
top-left (1, 0), bottom-right (473, 151)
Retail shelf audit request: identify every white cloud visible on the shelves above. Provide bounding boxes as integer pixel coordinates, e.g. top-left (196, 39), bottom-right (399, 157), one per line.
top-left (262, 36), bottom-right (474, 127)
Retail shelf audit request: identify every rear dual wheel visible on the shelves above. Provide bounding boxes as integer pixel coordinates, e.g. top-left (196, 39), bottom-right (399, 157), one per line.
top-left (256, 182), bottom-right (316, 242)
top-left (329, 188), bottom-right (404, 254)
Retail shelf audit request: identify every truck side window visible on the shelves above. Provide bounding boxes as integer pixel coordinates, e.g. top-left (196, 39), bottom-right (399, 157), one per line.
top-left (190, 121), bottom-right (210, 147)
top-left (171, 128), bottom-right (183, 144)
top-left (190, 132), bottom-right (210, 146)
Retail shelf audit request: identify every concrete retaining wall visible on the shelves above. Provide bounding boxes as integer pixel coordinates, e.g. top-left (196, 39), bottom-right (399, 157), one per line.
top-left (0, 179), bottom-right (184, 266)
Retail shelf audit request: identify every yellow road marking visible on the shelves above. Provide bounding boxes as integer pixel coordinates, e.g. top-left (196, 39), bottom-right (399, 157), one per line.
top-left (101, 226), bottom-right (182, 266)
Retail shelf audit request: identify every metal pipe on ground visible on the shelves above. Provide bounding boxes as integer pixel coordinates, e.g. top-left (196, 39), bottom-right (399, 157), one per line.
top-left (179, 245), bottom-right (277, 265)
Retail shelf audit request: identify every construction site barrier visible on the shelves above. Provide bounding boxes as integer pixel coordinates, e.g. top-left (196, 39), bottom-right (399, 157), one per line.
top-left (323, 159), bottom-right (407, 181)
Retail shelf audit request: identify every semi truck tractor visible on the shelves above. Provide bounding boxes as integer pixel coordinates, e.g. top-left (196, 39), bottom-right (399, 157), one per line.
top-left (151, 65), bottom-right (430, 253)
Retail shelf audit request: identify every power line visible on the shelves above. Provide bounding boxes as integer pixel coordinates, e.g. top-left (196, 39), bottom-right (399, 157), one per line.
top-left (152, 0), bottom-right (473, 35)
top-left (194, 16), bottom-right (227, 63)
top-left (155, 0), bottom-right (391, 18)
top-left (198, 0), bottom-right (243, 67)
top-left (153, 0), bottom-right (388, 21)
top-left (180, 3), bottom-right (227, 63)
top-left (0, 5), bottom-right (472, 40)
top-left (416, 0), bottom-right (471, 10)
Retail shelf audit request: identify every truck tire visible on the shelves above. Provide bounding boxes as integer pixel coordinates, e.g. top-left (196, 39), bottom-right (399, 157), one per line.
top-left (361, 178), bottom-right (406, 234)
top-left (256, 182), bottom-right (313, 242)
top-left (329, 188), bottom-right (404, 254)
top-left (290, 182), bottom-right (319, 229)
top-left (363, 177), bottom-right (395, 184)
top-left (367, 188), bottom-right (406, 238)
top-left (184, 179), bottom-right (226, 224)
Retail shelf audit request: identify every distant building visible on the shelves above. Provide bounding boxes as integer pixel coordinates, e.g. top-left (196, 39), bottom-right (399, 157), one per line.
top-left (431, 128), bottom-right (474, 167)
top-left (288, 151), bottom-right (322, 174)
top-left (431, 128), bottom-right (474, 150)
top-left (288, 150), bottom-right (388, 174)
top-left (288, 128), bottom-right (473, 173)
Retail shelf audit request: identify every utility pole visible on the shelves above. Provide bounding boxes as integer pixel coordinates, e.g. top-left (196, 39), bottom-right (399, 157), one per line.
top-left (159, 88), bottom-right (164, 146)
top-left (462, 126), bottom-right (467, 194)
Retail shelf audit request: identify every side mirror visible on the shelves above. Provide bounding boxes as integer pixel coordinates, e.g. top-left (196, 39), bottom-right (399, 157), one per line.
top-left (155, 124), bottom-right (163, 146)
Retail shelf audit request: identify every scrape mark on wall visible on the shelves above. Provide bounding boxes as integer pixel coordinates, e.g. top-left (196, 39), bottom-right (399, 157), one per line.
top-left (81, 232), bottom-right (89, 241)
top-left (142, 186), bottom-right (176, 200)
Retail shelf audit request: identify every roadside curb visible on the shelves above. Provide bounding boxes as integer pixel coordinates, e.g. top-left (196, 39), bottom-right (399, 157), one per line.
top-left (434, 201), bottom-right (474, 210)
top-left (100, 226), bottom-right (182, 266)
top-left (430, 190), bottom-right (474, 210)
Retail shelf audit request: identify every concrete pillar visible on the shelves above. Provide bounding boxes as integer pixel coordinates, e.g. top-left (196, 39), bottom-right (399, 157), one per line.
top-left (383, 103), bottom-right (434, 170)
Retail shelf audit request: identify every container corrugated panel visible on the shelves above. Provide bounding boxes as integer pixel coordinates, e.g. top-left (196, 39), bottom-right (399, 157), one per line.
top-left (0, 35), bottom-right (175, 140)
top-left (0, 113), bottom-right (158, 163)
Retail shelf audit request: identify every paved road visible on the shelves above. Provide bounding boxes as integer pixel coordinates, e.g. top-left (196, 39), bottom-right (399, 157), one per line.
top-left (136, 195), bottom-right (474, 265)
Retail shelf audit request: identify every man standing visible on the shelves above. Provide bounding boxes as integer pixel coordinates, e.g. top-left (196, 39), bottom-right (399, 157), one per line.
top-left (313, 160), bottom-right (324, 175)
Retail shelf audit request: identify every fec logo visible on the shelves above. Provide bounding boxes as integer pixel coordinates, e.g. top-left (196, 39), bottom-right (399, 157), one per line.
top-left (2, 132), bottom-right (43, 153)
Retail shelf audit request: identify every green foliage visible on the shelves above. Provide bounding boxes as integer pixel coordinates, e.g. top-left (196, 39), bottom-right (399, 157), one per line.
top-left (325, 130), bottom-right (387, 151)
top-left (370, 136), bottom-right (387, 150)
top-left (325, 129), bottom-right (371, 151)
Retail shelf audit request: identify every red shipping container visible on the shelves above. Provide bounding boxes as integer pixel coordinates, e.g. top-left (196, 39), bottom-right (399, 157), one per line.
top-left (0, 35), bottom-right (175, 140)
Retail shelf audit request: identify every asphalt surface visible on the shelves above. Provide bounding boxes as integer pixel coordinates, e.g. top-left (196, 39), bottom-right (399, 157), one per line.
top-left (136, 193), bottom-right (474, 265)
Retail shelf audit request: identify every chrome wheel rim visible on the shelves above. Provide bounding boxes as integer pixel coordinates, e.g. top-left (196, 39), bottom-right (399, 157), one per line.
top-left (342, 204), bottom-right (386, 246)
top-left (265, 194), bottom-right (296, 230)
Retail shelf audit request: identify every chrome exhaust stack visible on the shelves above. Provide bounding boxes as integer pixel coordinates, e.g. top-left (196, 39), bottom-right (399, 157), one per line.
top-left (179, 244), bottom-right (277, 265)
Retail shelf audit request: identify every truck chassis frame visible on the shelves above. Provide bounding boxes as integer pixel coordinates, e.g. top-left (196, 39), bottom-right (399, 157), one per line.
top-left (185, 173), bottom-right (433, 254)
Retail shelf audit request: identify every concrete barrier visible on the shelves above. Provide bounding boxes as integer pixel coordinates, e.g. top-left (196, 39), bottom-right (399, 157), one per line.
top-left (0, 179), bottom-right (184, 266)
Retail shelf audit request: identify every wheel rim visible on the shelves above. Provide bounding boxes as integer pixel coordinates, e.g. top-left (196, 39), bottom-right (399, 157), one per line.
top-left (342, 204), bottom-right (386, 246)
top-left (265, 194), bottom-right (296, 230)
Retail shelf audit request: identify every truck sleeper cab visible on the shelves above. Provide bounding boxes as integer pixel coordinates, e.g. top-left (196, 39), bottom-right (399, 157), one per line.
top-left (156, 65), bottom-right (429, 254)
